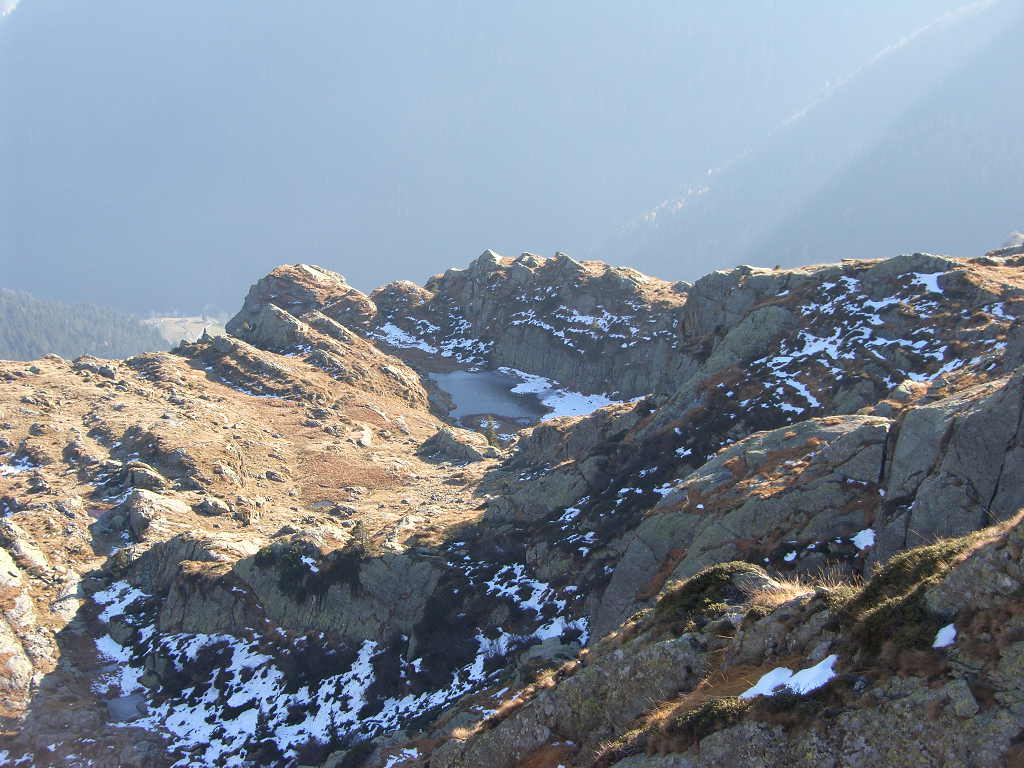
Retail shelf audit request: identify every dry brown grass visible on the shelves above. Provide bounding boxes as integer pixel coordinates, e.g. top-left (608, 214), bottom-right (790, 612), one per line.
top-left (454, 660), bottom-right (582, 743)
top-left (1003, 742), bottom-right (1024, 768)
top-left (750, 437), bottom-right (823, 480)
top-left (448, 725), bottom-right (475, 741)
top-left (515, 741), bottom-right (578, 768)
top-left (591, 653), bottom-right (806, 762)
top-left (295, 450), bottom-right (403, 493)
top-left (742, 564), bottom-right (862, 624)
top-left (960, 508), bottom-right (1024, 557)
top-left (654, 435), bottom-right (830, 525)
top-left (742, 575), bottom-right (815, 616)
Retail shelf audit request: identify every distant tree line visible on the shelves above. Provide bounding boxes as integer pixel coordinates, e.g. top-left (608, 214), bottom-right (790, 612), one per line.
top-left (0, 288), bottom-right (169, 361)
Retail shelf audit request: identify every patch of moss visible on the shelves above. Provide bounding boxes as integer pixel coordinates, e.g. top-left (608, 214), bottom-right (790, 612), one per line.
top-left (254, 544), bottom-right (276, 566)
top-left (253, 541), bottom-right (312, 599)
top-left (846, 536), bottom-right (972, 615)
top-left (744, 603), bottom-right (775, 623)
top-left (820, 583), bottom-right (859, 614)
top-left (276, 546), bottom-right (310, 595)
top-left (747, 679), bottom-right (842, 728)
top-left (665, 697), bottom-right (752, 747)
top-left (254, 538), bottom-right (370, 603)
top-left (837, 532), bottom-right (979, 655)
top-left (654, 561), bottom-right (764, 635)
top-left (851, 583), bottom-right (945, 655)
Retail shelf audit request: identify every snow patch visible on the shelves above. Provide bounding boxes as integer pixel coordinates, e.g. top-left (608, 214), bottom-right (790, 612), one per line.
top-left (740, 654), bottom-right (838, 699)
top-left (933, 623), bottom-right (957, 648)
top-left (373, 323), bottom-right (439, 354)
top-left (383, 748), bottom-right (420, 767)
top-left (94, 581), bottom-right (150, 623)
top-left (0, 456), bottom-right (36, 476)
top-left (499, 367), bottom-right (626, 420)
top-left (910, 272), bottom-right (947, 293)
top-left (851, 528), bottom-right (875, 550)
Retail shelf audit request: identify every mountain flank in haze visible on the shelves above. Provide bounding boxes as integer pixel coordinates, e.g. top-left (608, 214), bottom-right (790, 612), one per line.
top-left (0, 289), bottom-right (169, 361)
top-left (598, 2), bottom-right (1024, 279)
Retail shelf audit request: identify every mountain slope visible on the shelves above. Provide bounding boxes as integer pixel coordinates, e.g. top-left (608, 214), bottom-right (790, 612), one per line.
top-left (594, 1), bottom-right (1024, 279)
top-left (750, 11), bottom-right (1024, 266)
top-left (0, 249), bottom-right (1023, 766)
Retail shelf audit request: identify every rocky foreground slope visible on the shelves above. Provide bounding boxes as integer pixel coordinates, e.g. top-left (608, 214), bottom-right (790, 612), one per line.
top-left (2, 245), bottom-right (1024, 767)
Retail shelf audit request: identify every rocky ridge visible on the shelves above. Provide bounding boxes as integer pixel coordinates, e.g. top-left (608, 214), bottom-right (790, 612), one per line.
top-left (229, 253), bottom-right (693, 398)
top-left (1, 246), bottom-right (1023, 766)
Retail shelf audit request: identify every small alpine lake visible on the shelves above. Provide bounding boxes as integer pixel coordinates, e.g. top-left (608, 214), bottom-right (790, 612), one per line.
top-left (429, 367), bottom-right (624, 430)
top-left (428, 369), bottom-right (547, 428)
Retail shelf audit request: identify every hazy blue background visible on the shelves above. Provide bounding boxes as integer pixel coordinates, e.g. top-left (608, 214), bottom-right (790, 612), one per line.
top-left (2, 1), bottom-right (1021, 313)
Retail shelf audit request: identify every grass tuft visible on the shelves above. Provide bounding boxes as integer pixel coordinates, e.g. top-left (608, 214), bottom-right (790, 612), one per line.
top-left (835, 532), bottom-right (982, 655)
top-left (654, 561), bottom-right (766, 635)
top-left (660, 697), bottom-right (751, 750)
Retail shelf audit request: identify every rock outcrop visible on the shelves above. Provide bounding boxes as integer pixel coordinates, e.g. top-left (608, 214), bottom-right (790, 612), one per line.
top-left (591, 414), bottom-right (890, 639)
top-left (226, 254), bottom-right (698, 399)
top-left (226, 264), bottom-right (377, 337)
top-left (417, 427), bottom-right (502, 463)
top-left (416, 513), bottom-right (1024, 768)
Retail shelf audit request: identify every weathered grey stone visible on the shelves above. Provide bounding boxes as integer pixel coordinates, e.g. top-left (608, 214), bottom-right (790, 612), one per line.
top-left (876, 369), bottom-right (1024, 563)
top-left (485, 464), bottom-right (592, 524)
top-left (116, 489), bottom-right (191, 539)
top-left (73, 356), bottom-right (118, 378)
top-left (128, 531), bottom-right (258, 595)
top-left (243, 303), bottom-right (307, 350)
top-left (0, 548), bottom-right (36, 705)
top-left (0, 617), bottom-right (34, 706)
top-left (117, 461), bottom-right (169, 492)
top-left (378, 251), bottom-right (697, 398)
top-left (161, 548), bottom-right (443, 644)
top-left (611, 756), bottom-right (694, 768)
top-left (517, 636), bottom-right (579, 671)
top-left (861, 251), bottom-right (957, 285)
top-left (418, 427), bottom-right (498, 463)
top-left (438, 634), bottom-right (704, 768)
top-left (593, 415), bottom-right (889, 639)
top-left (0, 520), bottom-right (49, 575)
top-left (702, 305), bottom-right (797, 377)
top-left (118, 741), bottom-right (165, 768)
top-left (227, 263), bottom-right (376, 339)
top-left (697, 721), bottom-right (787, 767)
top-left (196, 496), bottom-right (232, 517)
top-left (724, 597), bottom-right (833, 670)
top-left (509, 398), bottom-right (648, 469)
top-left (944, 678), bottom-right (980, 718)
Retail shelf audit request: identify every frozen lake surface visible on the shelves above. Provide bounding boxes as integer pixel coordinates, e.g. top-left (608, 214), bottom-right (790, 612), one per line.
top-left (429, 370), bottom-right (547, 424)
top-left (430, 368), bottom-right (625, 427)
